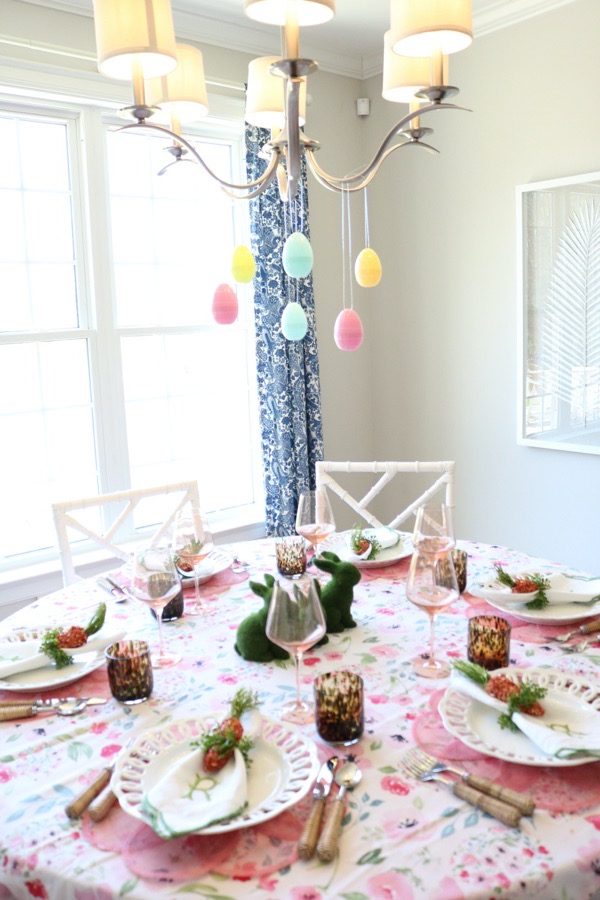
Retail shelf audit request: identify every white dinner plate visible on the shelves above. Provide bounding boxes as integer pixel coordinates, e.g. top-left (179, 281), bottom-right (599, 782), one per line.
top-left (113, 716), bottom-right (319, 836)
top-left (0, 650), bottom-right (106, 693)
top-left (475, 572), bottom-right (600, 609)
top-left (472, 588), bottom-right (600, 625)
top-left (179, 549), bottom-right (233, 585)
top-left (326, 529), bottom-right (412, 569)
top-left (439, 667), bottom-right (600, 767)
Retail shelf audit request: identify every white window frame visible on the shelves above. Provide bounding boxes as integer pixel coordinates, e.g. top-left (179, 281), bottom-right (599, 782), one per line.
top-left (0, 81), bottom-right (265, 606)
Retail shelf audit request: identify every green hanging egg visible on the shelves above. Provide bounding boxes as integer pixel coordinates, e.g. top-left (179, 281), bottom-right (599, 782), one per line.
top-left (282, 232), bottom-right (313, 279)
top-left (281, 301), bottom-right (308, 341)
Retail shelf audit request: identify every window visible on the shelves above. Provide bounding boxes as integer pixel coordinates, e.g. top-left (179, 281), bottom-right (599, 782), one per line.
top-left (0, 102), bottom-right (263, 574)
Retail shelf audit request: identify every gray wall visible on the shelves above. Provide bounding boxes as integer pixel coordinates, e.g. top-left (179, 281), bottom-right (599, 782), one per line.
top-left (361, 0), bottom-right (599, 569)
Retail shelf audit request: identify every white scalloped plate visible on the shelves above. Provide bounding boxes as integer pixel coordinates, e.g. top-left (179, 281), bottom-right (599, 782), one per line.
top-left (179, 549), bottom-right (233, 585)
top-left (112, 716), bottom-right (319, 835)
top-left (439, 668), bottom-right (600, 767)
top-left (326, 530), bottom-right (413, 569)
top-left (474, 590), bottom-right (600, 625)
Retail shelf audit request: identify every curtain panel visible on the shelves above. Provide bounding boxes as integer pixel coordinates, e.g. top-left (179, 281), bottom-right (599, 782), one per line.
top-left (245, 125), bottom-right (324, 535)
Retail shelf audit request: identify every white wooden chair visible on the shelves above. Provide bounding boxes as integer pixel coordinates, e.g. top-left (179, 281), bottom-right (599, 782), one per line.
top-left (315, 460), bottom-right (455, 530)
top-left (52, 480), bottom-right (201, 586)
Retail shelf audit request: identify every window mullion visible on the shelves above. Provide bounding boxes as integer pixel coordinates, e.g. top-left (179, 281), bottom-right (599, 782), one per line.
top-left (79, 107), bottom-right (131, 497)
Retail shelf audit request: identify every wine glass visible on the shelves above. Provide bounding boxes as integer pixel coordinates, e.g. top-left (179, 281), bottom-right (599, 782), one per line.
top-left (412, 502), bottom-right (455, 556)
top-left (405, 550), bottom-right (458, 678)
top-left (266, 580), bottom-right (326, 724)
top-left (130, 546), bottom-right (181, 668)
top-left (171, 505), bottom-right (214, 615)
top-left (295, 488), bottom-right (336, 561)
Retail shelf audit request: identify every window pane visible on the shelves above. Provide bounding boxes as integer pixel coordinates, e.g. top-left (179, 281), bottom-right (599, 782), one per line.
top-left (0, 340), bottom-right (98, 560)
top-left (0, 113), bottom-right (78, 331)
top-left (121, 331), bottom-right (258, 515)
top-left (107, 129), bottom-right (235, 329)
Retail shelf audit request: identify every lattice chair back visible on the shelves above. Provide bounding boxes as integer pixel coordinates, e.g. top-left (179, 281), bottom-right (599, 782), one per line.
top-left (52, 480), bottom-right (201, 586)
top-left (315, 461), bottom-right (455, 531)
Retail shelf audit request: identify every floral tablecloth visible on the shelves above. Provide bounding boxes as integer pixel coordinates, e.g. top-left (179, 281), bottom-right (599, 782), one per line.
top-left (2, 538), bottom-right (600, 900)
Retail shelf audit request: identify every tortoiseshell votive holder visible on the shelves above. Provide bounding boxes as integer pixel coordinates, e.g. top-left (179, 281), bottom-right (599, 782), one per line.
top-left (105, 640), bottom-right (153, 705)
top-left (437, 549), bottom-right (468, 594)
top-left (276, 536), bottom-right (307, 579)
top-left (314, 671), bottom-right (364, 745)
top-left (468, 615), bottom-right (511, 671)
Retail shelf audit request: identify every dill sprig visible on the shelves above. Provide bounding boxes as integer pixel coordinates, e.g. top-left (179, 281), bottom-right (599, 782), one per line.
top-left (498, 682), bottom-right (547, 732)
top-left (452, 659), bottom-right (489, 685)
top-left (40, 629), bottom-right (73, 669)
top-left (230, 688), bottom-right (259, 719)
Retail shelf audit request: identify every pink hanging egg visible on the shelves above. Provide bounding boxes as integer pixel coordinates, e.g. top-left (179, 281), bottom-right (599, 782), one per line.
top-left (212, 283), bottom-right (238, 324)
top-left (334, 308), bottom-right (363, 351)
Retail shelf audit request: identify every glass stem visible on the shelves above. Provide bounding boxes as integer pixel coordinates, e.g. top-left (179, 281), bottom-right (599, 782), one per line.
top-left (428, 612), bottom-right (436, 661)
top-left (295, 650), bottom-right (303, 707)
top-left (193, 570), bottom-right (201, 611)
top-left (156, 607), bottom-right (166, 660)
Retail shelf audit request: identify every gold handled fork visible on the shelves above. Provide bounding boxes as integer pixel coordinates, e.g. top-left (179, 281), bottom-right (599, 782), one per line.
top-left (402, 747), bottom-right (534, 816)
top-left (401, 749), bottom-right (521, 829)
top-left (547, 618), bottom-right (600, 643)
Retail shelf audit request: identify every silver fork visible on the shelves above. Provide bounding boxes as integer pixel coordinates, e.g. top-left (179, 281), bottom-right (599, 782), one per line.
top-left (547, 619), bottom-right (600, 643)
top-left (400, 749), bottom-right (522, 828)
top-left (402, 747), bottom-right (534, 816)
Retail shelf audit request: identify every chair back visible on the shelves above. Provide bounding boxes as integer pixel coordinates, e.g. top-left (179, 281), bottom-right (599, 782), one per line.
top-left (52, 480), bottom-right (200, 586)
top-left (315, 460), bottom-right (455, 530)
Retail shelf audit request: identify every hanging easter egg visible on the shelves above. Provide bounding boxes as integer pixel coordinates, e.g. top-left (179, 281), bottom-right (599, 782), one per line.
top-left (212, 283), bottom-right (238, 324)
top-left (281, 301), bottom-right (308, 341)
top-left (282, 232), bottom-right (313, 279)
top-left (334, 308), bottom-right (363, 351)
top-left (355, 247), bottom-right (382, 287)
top-left (231, 244), bottom-right (256, 283)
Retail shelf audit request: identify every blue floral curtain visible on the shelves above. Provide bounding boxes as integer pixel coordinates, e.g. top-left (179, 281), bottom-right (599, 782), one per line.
top-left (245, 126), bottom-right (324, 536)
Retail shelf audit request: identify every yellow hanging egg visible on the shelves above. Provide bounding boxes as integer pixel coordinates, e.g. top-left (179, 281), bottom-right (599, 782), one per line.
top-left (231, 245), bottom-right (256, 283)
top-left (354, 247), bottom-right (382, 288)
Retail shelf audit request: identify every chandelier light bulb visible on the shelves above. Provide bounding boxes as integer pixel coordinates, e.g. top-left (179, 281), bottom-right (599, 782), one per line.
top-left (212, 283), bottom-right (238, 324)
top-left (281, 301), bottom-right (308, 340)
top-left (355, 248), bottom-right (382, 288)
top-left (334, 308), bottom-right (363, 351)
top-left (231, 245), bottom-right (256, 283)
top-left (282, 232), bottom-right (314, 279)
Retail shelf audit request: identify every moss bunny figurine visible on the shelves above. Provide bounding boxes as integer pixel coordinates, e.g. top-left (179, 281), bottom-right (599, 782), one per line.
top-left (234, 574), bottom-right (290, 662)
top-left (313, 550), bottom-right (360, 633)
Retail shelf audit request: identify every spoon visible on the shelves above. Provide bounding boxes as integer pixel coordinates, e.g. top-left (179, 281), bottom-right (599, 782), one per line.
top-left (316, 760), bottom-right (363, 862)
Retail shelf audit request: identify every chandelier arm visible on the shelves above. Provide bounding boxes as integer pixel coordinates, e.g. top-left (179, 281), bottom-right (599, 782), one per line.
top-left (117, 120), bottom-right (280, 192)
top-left (220, 167), bottom-right (280, 200)
top-left (305, 101), bottom-right (464, 191)
top-left (305, 137), bottom-right (433, 193)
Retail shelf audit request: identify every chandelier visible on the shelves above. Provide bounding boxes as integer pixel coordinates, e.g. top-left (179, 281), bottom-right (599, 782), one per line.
top-left (91, 0), bottom-right (472, 349)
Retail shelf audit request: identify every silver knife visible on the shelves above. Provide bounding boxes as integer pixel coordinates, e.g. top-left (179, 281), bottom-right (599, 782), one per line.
top-left (0, 696), bottom-right (107, 709)
top-left (297, 756), bottom-right (338, 860)
top-left (96, 577), bottom-right (129, 602)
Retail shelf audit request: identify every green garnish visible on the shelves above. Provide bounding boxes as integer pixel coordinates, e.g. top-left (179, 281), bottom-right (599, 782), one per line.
top-left (40, 629), bottom-right (73, 669)
top-left (351, 526), bottom-right (382, 560)
top-left (230, 688), bottom-right (259, 719)
top-left (85, 602), bottom-right (106, 636)
top-left (497, 682), bottom-right (547, 732)
top-left (494, 565), bottom-right (551, 610)
top-left (194, 730), bottom-right (254, 765)
top-left (452, 659), bottom-right (489, 685)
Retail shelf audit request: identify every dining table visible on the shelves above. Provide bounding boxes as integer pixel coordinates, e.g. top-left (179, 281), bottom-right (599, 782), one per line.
top-left (2, 535), bottom-right (600, 900)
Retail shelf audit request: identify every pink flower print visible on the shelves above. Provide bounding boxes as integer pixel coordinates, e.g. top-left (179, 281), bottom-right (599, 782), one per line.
top-left (90, 722), bottom-right (107, 735)
top-left (303, 657), bottom-right (320, 666)
top-left (257, 875), bottom-right (278, 892)
top-left (587, 815), bottom-right (600, 831)
top-left (25, 881), bottom-right (48, 899)
top-left (576, 837), bottom-right (600, 872)
top-left (495, 873), bottom-right (511, 890)
top-left (373, 645), bottom-right (396, 658)
top-left (218, 674), bottom-right (238, 684)
top-left (381, 775), bottom-right (410, 796)
top-left (290, 888), bottom-right (322, 900)
top-left (74, 888), bottom-right (114, 900)
top-left (431, 877), bottom-right (465, 900)
top-left (377, 608), bottom-right (396, 616)
top-left (0, 768), bottom-right (13, 783)
top-left (100, 743), bottom-right (121, 758)
top-left (368, 871), bottom-right (414, 899)
top-left (369, 694), bottom-right (389, 705)
top-left (324, 651), bottom-right (344, 661)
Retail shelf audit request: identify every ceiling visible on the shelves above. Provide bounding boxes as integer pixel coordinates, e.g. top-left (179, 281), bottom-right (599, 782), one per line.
top-left (21, 0), bottom-right (577, 78)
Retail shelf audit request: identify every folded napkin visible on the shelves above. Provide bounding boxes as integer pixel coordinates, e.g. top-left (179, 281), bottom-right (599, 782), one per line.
top-left (450, 671), bottom-right (600, 759)
top-left (480, 573), bottom-right (600, 607)
top-left (0, 628), bottom-right (125, 680)
top-left (142, 746), bottom-right (247, 838)
top-left (347, 527), bottom-right (400, 560)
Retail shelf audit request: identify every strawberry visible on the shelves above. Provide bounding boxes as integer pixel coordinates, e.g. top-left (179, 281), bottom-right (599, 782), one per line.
top-left (354, 538), bottom-right (371, 555)
top-left (203, 746), bottom-right (233, 773)
top-left (56, 626), bottom-right (88, 649)
top-left (220, 717), bottom-right (244, 742)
